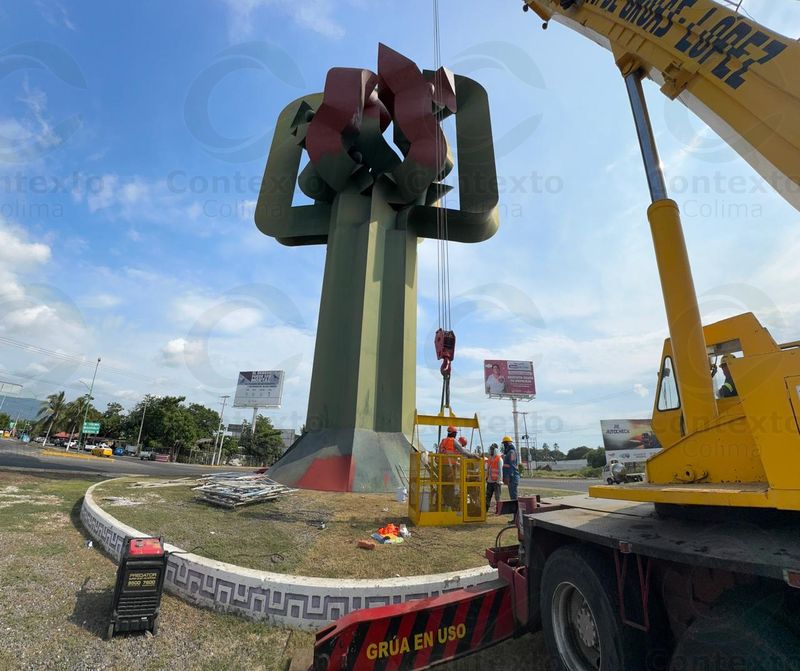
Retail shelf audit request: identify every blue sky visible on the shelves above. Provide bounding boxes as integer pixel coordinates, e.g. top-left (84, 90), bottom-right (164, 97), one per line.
top-left (1, 1), bottom-right (799, 450)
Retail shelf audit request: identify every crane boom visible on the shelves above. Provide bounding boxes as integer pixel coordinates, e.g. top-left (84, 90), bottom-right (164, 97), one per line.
top-left (525, 0), bottom-right (800, 210)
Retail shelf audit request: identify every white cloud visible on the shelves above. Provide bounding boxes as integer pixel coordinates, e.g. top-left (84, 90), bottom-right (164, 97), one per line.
top-left (160, 338), bottom-right (205, 368)
top-left (34, 0), bottom-right (76, 30)
top-left (633, 383), bottom-right (649, 398)
top-left (83, 293), bottom-right (122, 309)
top-left (221, 0), bottom-right (346, 40)
top-left (0, 222), bottom-right (51, 267)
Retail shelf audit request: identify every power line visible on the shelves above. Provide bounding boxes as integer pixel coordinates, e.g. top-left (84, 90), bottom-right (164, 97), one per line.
top-left (0, 335), bottom-right (160, 382)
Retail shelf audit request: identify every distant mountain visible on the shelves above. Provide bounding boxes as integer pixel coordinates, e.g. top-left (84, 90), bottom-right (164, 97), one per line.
top-left (0, 396), bottom-right (45, 422)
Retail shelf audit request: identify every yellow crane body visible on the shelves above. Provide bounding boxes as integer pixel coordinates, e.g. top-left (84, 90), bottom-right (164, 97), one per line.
top-left (591, 312), bottom-right (800, 510)
top-left (524, 0), bottom-right (800, 511)
top-left (526, 0), bottom-right (800, 209)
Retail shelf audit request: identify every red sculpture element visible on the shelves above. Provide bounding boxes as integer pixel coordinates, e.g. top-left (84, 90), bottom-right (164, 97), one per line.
top-left (302, 43), bottom-right (456, 206)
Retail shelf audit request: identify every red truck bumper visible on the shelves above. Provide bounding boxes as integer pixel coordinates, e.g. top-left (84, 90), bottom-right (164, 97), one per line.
top-left (312, 578), bottom-right (517, 670)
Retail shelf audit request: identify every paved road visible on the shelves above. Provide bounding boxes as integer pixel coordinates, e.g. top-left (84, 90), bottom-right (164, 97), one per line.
top-left (520, 476), bottom-right (600, 493)
top-left (0, 439), bottom-right (600, 490)
top-left (0, 439), bottom-right (255, 478)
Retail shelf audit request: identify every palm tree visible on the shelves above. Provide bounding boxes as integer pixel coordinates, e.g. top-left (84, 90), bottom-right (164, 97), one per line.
top-left (64, 397), bottom-right (88, 448)
top-left (37, 391), bottom-right (66, 446)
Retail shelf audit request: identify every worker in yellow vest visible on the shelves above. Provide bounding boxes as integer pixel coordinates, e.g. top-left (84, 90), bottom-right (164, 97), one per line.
top-left (485, 443), bottom-right (503, 513)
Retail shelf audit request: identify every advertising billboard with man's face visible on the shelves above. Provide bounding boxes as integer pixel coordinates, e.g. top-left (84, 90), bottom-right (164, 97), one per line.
top-left (600, 419), bottom-right (662, 464)
top-left (484, 360), bottom-right (536, 398)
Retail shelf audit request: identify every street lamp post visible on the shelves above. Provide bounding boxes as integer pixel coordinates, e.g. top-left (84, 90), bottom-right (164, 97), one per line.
top-left (135, 396), bottom-right (149, 455)
top-left (213, 395), bottom-right (230, 466)
top-left (78, 358), bottom-right (101, 450)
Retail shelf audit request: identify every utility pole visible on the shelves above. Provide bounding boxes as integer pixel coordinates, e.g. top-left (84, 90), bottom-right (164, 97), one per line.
top-left (511, 397), bottom-right (520, 449)
top-left (212, 395), bottom-right (230, 465)
top-left (78, 358), bottom-right (101, 450)
top-left (521, 411), bottom-right (531, 472)
top-left (135, 396), bottom-right (150, 455)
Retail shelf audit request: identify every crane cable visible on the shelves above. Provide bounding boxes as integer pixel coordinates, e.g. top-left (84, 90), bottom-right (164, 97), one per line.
top-left (432, 0), bottom-right (455, 429)
top-left (432, 0), bottom-right (451, 333)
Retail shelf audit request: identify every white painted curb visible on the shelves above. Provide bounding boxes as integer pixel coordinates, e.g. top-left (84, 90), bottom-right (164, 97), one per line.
top-left (80, 479), bottom-right (498, 630)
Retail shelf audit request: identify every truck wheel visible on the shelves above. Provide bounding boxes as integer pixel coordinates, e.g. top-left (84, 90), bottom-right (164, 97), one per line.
top-left (606, 478), bottom-right (614, 485)
top-left (670, 588), bottom-right (800, 670)
top-left (541, 545), bottom-right (646, 671)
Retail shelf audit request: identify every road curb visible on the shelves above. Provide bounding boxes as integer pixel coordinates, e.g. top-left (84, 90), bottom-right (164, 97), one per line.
top-left (80, 478), bottom-right (498, 631)
top-left (42, 449), bottom-right (114, 462)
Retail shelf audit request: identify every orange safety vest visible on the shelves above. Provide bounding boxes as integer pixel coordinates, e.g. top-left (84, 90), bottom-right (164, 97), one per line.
top-left (438, 436), bottom-right (458, 467)
top-left (486, 454), bottom-right (501, 483)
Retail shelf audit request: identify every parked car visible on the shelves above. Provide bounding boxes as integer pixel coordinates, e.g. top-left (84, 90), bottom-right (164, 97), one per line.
top-left (112, 447), bottom-right (125, 456)
top-left (91, 446), bottom-right (112, 458)
top-left (139, 450), bottom-right (155, 461)
top-left (34, 436), bottom-right (45, 444)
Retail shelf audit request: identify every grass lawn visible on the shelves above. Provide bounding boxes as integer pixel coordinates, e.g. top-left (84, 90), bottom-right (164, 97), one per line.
top-left (0, 470), bottom-right (314, 671)
top-left (93, 478), bottom-right (574, 579)
top-left (0, 470), bottom-right (558, 670)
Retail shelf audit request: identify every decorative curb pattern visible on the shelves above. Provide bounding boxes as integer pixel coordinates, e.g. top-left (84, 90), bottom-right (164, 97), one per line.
top-left (80, 480), bottom-right (498, 630)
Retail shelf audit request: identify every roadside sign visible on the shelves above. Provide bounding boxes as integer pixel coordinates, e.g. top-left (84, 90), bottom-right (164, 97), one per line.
top-left (0, 381), bottom-right (23, 395)
top-left (484, 360), bottom-right (536, 398)
top-left (233, 371), bottom-right (285, 408)
top-left (83, 421), bottom-right (101, 435)
top-left (600, 419), bottom-right (662, 464)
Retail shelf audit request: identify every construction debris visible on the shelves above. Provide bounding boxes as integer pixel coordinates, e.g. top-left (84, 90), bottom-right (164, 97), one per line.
top-left (192, 472), bottom-right (295, 509)
top-left (129, 477), bottom-right (200, 489)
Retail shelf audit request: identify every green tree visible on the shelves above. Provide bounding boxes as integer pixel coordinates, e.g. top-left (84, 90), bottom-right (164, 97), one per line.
top-left (587, 448), bottom-right (607, 469)
top-left (242, 415), bottom-right (284, 466)
top-left (0, 412), bottom-right (10, 430)
top-left (102, 402), bottom-right (125, 439)
top-left (162, 405), bottom-right (199, 461)
top-left (221, 436), bottom-right (240, 463)
top-left (124, 395), bottom-right (155, 447)
top-left (566, 446), bottom-right (592, 460)
top-left (187, 403), bottom-right (220, 439)
top-left (64, 397), bottom-right (88, 443)
top-left (37, 391), bottom-right (67, 444)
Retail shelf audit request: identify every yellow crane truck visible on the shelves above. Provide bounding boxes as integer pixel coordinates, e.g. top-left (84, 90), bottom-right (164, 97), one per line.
top-left (305, 2), bottom-right (800, 669)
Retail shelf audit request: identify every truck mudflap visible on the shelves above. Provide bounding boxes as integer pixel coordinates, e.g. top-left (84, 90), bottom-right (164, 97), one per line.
top-left (312, 579), bottom-right (516, 670)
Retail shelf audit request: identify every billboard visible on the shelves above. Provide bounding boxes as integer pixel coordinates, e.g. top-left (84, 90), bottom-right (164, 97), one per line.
top-left (233, 370), bottom-right (285, 408)
top-left (600, 419), bottom-right (662, 464)
top-left (0, 381), bottom-right (22, 396)
top-left (484, 360), bottom-right (536, 398)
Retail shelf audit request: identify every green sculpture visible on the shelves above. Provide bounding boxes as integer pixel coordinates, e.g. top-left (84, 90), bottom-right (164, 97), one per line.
top-left (255, 44), bottom-right (498, 492)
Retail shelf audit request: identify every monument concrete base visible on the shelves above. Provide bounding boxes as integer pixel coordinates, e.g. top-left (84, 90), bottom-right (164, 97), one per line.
top-left (266, 429), bottom-right (412, 493)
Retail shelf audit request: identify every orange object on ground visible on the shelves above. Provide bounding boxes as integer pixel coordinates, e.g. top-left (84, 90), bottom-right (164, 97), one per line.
top-left (357, 540), bottom-right (376, 550)
top-left (378, 523), bottom-right (400, 537)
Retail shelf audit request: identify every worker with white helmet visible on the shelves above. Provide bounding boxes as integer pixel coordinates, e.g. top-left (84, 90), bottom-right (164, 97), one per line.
top-left (485, 443), bottom-right (504, 513)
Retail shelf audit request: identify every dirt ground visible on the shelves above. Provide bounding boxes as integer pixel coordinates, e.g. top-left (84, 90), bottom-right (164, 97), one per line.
top-left (93, 477), bottom-right (572, 579)
top-left (0, 470), bottom-right (554, 670)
